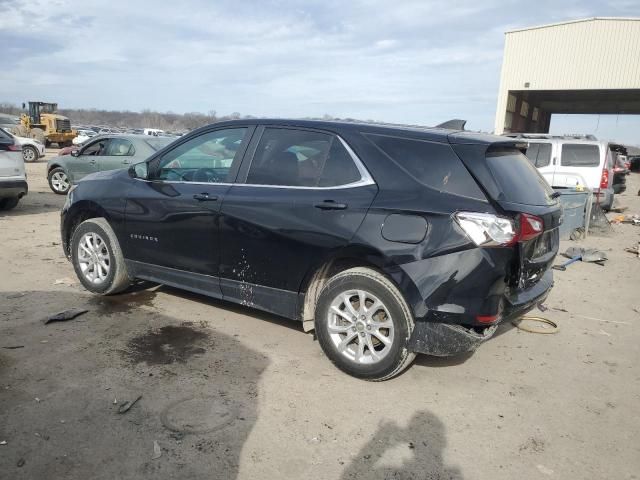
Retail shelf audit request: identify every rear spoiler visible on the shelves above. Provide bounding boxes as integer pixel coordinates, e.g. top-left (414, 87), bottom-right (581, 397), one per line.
top-left (435, 119), bottom-right (466, 130)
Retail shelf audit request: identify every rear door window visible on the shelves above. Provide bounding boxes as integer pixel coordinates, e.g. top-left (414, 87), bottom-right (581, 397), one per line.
top-left (365, 134), bottom-right (485, 199)
top-left (246, 128), bottom-right (362, 187)
top-left (524, 142), bottom-right (552, 168)
top-left (105, 138), bottom-right (135, 156)
top-left (561, 144), bottom-right (600, 167)
top-left (486, 148), bottom-right (555, 206)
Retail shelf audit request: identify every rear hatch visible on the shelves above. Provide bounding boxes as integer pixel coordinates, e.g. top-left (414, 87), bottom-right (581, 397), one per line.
top-left (449, 134), bottom-right (562, 290)
top-left (0, 129), bottom-right (24, 178)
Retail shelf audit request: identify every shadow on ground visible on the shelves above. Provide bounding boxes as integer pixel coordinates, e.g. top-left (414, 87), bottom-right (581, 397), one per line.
top-left (0, 290), bottom-right (269, 480)
top-left (0, 191), bottom-right (65, 217)
top-left (340, 410), bottom-right (463, 480)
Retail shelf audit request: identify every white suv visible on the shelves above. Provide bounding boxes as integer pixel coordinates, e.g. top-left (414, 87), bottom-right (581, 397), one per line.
top-left (0, 127), bottom-right (28, 211)
top-left (520, 136), bottom-right (615, 210)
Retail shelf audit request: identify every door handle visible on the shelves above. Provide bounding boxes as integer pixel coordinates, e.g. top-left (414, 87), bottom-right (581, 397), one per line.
top-left (193, 193), bottom-right (218, 202)
top-left (314, 200), bottom-right (347, 210)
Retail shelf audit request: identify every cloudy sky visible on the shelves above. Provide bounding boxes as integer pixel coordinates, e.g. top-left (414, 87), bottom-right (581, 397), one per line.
top-left (1, 0), bottom-right (639, 143)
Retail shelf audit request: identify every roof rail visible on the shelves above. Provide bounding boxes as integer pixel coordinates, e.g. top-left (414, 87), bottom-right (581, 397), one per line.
top-left (504, 133), bottom-right (598, 141)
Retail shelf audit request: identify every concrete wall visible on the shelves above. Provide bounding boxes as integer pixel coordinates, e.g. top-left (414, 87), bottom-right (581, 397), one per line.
top-left (495, 18), bottom-right (640, 134)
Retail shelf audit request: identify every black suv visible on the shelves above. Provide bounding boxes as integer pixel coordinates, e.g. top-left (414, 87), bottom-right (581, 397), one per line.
top-left (61, 119), bottom-right (561, 380)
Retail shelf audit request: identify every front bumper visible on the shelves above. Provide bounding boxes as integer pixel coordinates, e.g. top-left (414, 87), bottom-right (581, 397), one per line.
top-left (0, 179), bottom-right (28, 199)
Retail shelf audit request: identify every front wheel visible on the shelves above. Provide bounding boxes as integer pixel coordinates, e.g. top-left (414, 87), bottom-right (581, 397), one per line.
top-left (48, 167), bottom-right (71, 194)
top-left (22, 145), bottom-right (38, 163)
top-left (70, 218), bottom-right (131, 295)
top-left (314, 267), bottom-right (416, 381)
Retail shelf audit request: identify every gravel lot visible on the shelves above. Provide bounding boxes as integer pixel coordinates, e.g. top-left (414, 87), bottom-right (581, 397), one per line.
top-left (1, 150), bottom-right (639, 479)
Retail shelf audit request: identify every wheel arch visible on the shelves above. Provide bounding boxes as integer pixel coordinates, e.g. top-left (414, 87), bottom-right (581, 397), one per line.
top-left (62, 201), bottom-right (113, 258)
top-left (298, 245), bottom-right (421, 332)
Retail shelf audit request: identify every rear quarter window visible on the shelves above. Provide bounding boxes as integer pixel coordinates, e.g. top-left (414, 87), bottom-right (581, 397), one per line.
top-left (561, 144), bottom-right (600, 167)
top-left (486, 148), bottom-right (556, 206)
top-left (364, 134), bottom-right (485, 200)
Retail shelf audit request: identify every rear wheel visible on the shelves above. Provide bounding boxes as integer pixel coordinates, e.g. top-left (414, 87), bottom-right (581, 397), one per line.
top-left (22, 145), bottom-right (38, 163)
top-left (48, 167), bottom-right (71, 194)
top-left (314, 267), bottom-right (416, 381)
top-left (70, 218), bottom-right (131, 295)
top-left (0, 197), bottom-right (20, 211)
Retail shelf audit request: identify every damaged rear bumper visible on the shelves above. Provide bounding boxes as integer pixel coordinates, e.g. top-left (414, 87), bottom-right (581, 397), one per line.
top-left (408, 321), bottom-right (498, 356)
top-left (407, 270), bottom-right (553, 356)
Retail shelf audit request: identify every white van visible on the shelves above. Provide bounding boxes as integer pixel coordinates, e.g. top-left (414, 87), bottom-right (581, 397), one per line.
top-left (143, 128), bottom-right (165, 137)
top-left (520, 136), bottom-right (615, 210)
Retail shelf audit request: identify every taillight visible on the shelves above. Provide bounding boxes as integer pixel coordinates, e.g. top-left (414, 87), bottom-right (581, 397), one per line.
top-left (476, 314), bottom-right (499, 324)
top-left (455, 212), bottom-right (516, 246)
top-left (7, 143), bottom-right (22, 151)
top-left (455, 211), bottom-right (543, 247)
top-left (517, 213), bottom-right (544, 242)
top-left (600, 168), bottom-right (609, 189)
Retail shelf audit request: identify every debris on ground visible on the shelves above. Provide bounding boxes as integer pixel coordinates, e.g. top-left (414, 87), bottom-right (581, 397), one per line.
top-left (53, 278), bottom-right (76, 286)
top-left (512, 316), bottom-right (559, 334)
top-left (563, 247), bottom-right (608, 265)
top-left (2, 345), bottom-right (24, 350)
top-left (611, 214), bottom-right (640, 225)
top-left (552, 255), bottom-right (582, 271)
top-left (624, 243), bottom-right (640, 257)
top-left (152, 440), bottom-right (162, 459)
top-left (17, 458), bottom-right (25, 468)
top-left (0, 440), bottom-right (7, 445)
top-left (118, 395), bottom-right (142, 414)
top-left (569, 227), bottom-right (585, 240)
top-left (42, 308), bottom-right (88, 325)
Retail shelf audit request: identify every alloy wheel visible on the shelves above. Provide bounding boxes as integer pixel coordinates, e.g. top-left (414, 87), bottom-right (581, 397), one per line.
top-left (23, 147), bottom-right (36, 162)
top-left (51, 171), bottom-right (70, 193)
top-left (327, 289), bottom-right (395, 365)
top-left (77, 232), bottom-right (111, 284)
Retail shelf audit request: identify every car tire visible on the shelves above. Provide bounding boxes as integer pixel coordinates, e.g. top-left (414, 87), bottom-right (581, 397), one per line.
top-left (70, 218), bottom-right (131, 295)
top-left (314, 267), bottom-right (416, 381)
top-left (48, 167), bottom-right (71, 195)
top-left (22, 145), bottom-right (38, 163)
top-left (0, 197), bottom-right (20, 211)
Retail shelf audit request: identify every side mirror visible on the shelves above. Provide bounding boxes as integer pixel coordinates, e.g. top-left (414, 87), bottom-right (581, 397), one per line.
top-left (129, 162), bottom-right (149, 180)
top-left (71, 149), bottom-right (79, 157)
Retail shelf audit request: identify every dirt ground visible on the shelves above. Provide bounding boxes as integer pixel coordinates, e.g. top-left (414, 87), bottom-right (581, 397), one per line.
top-left (1, 150), bottom-right (639, 480)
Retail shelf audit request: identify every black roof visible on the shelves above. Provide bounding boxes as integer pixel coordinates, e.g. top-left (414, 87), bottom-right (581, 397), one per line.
top-left (189, 118), bottom-right (508, 146)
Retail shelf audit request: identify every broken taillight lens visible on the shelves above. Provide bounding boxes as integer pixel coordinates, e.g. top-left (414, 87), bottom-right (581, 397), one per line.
top-left (455, 212), bottom-right (516, 246)
top-left (455, 212), bottom-right (544, 246)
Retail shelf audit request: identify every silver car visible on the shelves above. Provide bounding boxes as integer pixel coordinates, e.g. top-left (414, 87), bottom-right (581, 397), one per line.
top-left (46, 134), bottom-right (174, 194)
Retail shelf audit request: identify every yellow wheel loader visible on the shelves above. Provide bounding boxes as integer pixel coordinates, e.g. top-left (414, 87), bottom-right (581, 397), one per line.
top-left (16, 102), bottom-right (76, 148)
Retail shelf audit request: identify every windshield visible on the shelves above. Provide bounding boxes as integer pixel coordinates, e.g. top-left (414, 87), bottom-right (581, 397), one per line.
top-left (486, 148), bottom-right (556, 206)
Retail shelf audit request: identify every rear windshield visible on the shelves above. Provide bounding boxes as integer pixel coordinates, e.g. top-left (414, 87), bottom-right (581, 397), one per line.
top-left (486, 148), bottom-right (556, 206)
top-left (145, 138), bottom-right (173, 151)
top-left (365, 134), bottom-right (485, 200)
top-left (524, 142), bottom-right (552, 168)
top-left (561, 144), bottom-right (600, 167)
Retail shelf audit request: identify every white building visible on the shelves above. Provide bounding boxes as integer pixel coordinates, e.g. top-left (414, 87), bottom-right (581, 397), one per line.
top-left (494, 17), bottom-right (640, 134)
